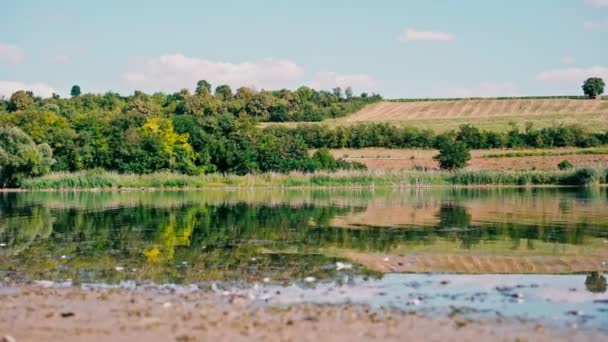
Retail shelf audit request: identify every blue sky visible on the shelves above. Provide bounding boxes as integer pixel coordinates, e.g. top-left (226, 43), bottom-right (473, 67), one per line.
top-left (1, 0), bottom-right (607, 98)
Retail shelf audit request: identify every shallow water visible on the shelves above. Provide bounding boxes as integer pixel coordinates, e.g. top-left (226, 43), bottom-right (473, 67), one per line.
top-left (1, 188), bottom-right (607, 327)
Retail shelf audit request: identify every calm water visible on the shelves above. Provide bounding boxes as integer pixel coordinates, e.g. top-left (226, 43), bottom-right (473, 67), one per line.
top-left (1, 188), bottom-right (607, 327)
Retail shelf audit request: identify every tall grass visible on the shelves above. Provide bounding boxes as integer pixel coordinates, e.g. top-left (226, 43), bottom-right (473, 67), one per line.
top-left (482, 147), bottom-right (608, 158)
top-left (17, 168), bottom-right (608, 190)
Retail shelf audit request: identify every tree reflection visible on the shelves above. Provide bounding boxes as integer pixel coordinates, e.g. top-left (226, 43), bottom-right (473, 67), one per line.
top-left (585, 272), bottom-right (607, 293)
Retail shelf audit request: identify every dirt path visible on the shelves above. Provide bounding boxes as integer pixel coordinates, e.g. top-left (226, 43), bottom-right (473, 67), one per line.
top-left (0, 286), bottom-right (605, 342)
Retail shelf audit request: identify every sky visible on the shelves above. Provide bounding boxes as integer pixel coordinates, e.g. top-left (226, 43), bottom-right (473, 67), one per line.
top-left (1, 0), bottom-right (607, 99)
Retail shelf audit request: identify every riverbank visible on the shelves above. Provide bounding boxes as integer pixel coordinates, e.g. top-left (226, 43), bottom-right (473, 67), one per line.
top-left (9, 168), bottom-right (608, 191)
top-left (1, 285), bottom-right (605, 342)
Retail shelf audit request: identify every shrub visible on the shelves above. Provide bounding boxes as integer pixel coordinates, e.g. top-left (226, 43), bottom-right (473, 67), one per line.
top-left (557, 160), bottom-right (574, 170)
top-left (434, 141), bottom-right (471, 170)
top-left (0, 127), bottom-right (55, 187)
top-left (562, 168), bottom-right (600, 186)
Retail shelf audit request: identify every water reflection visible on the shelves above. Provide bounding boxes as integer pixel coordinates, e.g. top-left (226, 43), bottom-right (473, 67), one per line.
top-left (0, 188), bottom-right (607, 284)
top-left (586, 272), bottom-right (607, 293)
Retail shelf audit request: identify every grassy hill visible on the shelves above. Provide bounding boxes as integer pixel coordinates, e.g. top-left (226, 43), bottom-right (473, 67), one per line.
top-left (265, 98), bottom-right (608, 133)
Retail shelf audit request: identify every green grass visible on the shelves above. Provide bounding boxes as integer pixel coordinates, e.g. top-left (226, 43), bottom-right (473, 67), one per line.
top-left (17, 168), bottom-right (608, 190)
top-left (482, 147), bottom-right (608, 158)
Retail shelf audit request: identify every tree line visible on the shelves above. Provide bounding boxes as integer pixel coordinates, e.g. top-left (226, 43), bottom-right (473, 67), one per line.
top-left (1, 83), bottom-right (377, 186)
top-left (267, 122), bottom-right (608, 150)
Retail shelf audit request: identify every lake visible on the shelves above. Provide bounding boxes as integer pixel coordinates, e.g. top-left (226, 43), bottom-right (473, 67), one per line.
top-left (1, 188), bottom-right (607, 328)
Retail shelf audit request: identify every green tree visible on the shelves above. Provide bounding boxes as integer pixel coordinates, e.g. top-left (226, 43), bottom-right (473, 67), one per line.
top-left (70, 85), bottom-right (82, 97)
top-left (434, 141), bottom-right (471, 170)
top-left (195, 80), bottom-right (212, 96)
top-left (582, 77), bottom-right (605, 99)
top-left (8, 90), bottom-right (32, 112)
top-left (313, 147), bottom-right (337, 170)
top-left (215, 85), bottom-right (233, 100)
top-left (332, 87), bottom-right (343, 99)
top-left (345, 86), bottom-right (353, 99)
top-left (557, 160), bottom-right (573, 170)
top-left (0, 127), bottom-right (55, 187)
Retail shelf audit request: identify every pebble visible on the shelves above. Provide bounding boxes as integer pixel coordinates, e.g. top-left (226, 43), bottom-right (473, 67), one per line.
top-left (34, 280), bottom-right (55, 288)
top-left (162, 302), bottom-right (172, 309)
top-left (383, 257), bottom-right (390, 262)
top-left (511, 293), bottom-right (524, 299)
top-left (115, 266), bottom-right (125, 272)
top-left (0, 243), bottom-right (6, 247)
top-left (336, 262), bottom-right (352, 271)
top-left (567, 310), bottom-right (583, 316)
top-left (60, 255), bottom-right (67, 259)
top-left (2, 335), bottom-right (16, 342)
top-left (304, 276), bottom-right (316, 283)
top-left (263, 277), bottom-right (271, 283)
top-left (406, 299), bottom-right (420, 306)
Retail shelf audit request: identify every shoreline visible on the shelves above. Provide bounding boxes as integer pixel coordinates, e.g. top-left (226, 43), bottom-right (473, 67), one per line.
top-left (5, 168), bottom-right (607, 192)
top-left (1, 285), bottom-right (605, 342)
top-left (0, 183), bottom-right (596, 193)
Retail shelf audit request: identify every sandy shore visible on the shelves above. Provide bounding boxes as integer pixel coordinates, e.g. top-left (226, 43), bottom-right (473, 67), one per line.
top-left (0, 286), bottom-right (605, 342)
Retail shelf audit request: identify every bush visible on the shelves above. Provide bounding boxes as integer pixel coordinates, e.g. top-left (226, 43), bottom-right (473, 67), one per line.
top-left (0, 127), bottom-right (55, 187)
top-left (557, 160), bottom-right (574, 170)
top-left (434, 141), bottom-right (471, 170)
top-left (562, 168), bottom-right (600, 186)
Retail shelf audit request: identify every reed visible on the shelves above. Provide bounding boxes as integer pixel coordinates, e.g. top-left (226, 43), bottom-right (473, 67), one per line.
top-left (17, 168), bottom-right (608, 190)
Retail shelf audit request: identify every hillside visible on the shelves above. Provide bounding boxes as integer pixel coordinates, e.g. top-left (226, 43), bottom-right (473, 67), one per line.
top-left (305, 98), bottom-right (608, 132)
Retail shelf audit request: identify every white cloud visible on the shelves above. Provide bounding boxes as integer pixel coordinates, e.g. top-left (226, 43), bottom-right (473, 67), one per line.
top-left (398, 28), bottom-right (455, 42)
top-left (583, 20), bottom-right (608, 30)
top-left (585, 0), bottom-right (608, 8)
top-left (443, 82), bottom-right (519, 98)
top-left (308, 72), bottom-right (380, 92)
top-left (0, 42), bottom-right (24, 64)
top-left (536, 66), bottom-right (608, 83)
top-left (123, 54), bottom-right (305, 92)
top-left (0, 81), bottom-right (57, 98)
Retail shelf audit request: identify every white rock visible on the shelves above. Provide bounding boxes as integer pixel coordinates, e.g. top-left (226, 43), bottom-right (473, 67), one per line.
top-left (406, 299), bottom-right (420, 306)
top-left (114, 266), bottom-right (125, 272)
top-left (34, 280), bottom-right (55, 288)
top-left (60, 255), bottom-right (67, 259)
top-left (0, 243), bottom-right (7, 247)
top-left (383, 257), bottom-right (390, 262)
top-left (162, 302), bottom-right (172, 309)
top-left (2, 335), bottom-right (17, 342)
top-left (304, 276), bottom-right (316, 283)
top-left (263, 277), bottom-right (271, 283)
top-left (336, 262), bottom-right (353, 271)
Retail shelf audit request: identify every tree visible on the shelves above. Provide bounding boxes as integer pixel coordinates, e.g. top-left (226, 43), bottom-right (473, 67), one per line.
top-left (195, 80), bottom-right (212, 96)
top-left (582, 77), bottom-right (605, 99)
top-left (0, 127), bottom-right (55, 187)
top-left (70, 85), bottom-right (82, 97)
top-left (215, 85), bottom-right (233, 100)
top-left (8, 90), bottom-right (32, 111)
top-left (332, 87), bottom-right (343, 99)
top-left (345, 86), bottom-right (353, 99)
top-left (557, 160), bottom-right (573, 170)
top-left (434, 141), bottom-right (471, 170)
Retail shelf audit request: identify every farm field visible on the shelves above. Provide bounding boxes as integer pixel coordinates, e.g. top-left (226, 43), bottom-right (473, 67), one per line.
top-left (329, 147), bottom-right (608, 171)
top-left (263, 99), bottom-right (608, 133)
